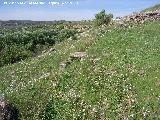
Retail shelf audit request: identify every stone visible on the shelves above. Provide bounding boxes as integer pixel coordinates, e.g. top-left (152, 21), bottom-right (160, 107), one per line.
top-left (70, 52), bottom-right (87, 60)
top-left (48, 48), bottom-right (55, 53)
top-left (59, 52), bottom-right (87, 70)
top-left (42, 47), bottom-right (55, 54)
top-left (59, 63), bottom-right (67, 70)
top-left (59, 58), bottom-right (72, 70)
top-left (121, 10), bottom-right (160, 24)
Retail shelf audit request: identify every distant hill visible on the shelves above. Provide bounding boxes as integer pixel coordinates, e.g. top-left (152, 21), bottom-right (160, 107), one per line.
top-left (143, 4), bottom-right (160, 12)
top-left (0, 20), bottom-right (66, 28)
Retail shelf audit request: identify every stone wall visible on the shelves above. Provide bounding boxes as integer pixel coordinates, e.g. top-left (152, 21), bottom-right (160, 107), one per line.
top-left (123, 10), bottom-right (160, 23)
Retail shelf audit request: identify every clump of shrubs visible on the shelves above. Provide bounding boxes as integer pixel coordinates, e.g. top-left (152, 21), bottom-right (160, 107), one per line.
top-left (94, 10), bottom-right (113, 26)
top-left (0, 26), bottom-right (77, 67)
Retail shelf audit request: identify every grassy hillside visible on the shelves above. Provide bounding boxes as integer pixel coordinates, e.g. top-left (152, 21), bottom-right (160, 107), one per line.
top-left (143, 4), bottom-right (160, 12)
top-left (0, 20), bottom-right (160, 119)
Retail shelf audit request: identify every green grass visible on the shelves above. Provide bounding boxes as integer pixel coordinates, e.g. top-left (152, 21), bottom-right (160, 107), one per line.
top-left (0, 21), bottom-right (160, 119)
top-left (143, 4), bottom-right (160, 12)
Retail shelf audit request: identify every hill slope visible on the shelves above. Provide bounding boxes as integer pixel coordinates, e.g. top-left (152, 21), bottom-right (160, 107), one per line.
top-left (143, 4), bottom-right (160, 12)
top-left (0, 20), bottom-right (160, 119)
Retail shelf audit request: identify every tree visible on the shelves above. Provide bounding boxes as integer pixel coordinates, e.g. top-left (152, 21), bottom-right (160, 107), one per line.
top-left (94, 9), bottom-right (113, 26)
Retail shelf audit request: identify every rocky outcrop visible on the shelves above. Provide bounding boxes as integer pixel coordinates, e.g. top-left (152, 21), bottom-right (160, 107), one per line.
top-left (123, 10), bottom-right (160, 23)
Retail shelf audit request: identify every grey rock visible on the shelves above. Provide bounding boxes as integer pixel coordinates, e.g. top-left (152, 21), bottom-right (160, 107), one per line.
top-left (70, 52), bottom-right (87, 60)
top-left (59, 52), bottom-right (87, 70)
top-left (123, 11), bottom-right (160, 23)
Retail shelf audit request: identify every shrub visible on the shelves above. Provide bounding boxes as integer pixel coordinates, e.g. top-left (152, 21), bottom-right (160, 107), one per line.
top-left (94, 10), bottom-right (113, 26)
top-left (0, 45), bottom-right (32, 67)
top-left (0, 26), bottom-right (77, 67)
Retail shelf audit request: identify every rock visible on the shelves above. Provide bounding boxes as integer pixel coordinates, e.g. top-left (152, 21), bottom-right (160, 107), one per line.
top-left (59, 58), bottom-right (72, 70)
top-left (59, 63), bottom-right (66, 71)
top-left (121, 10), bottom-right (160, 24)
top-left (48, 48), bottom-right (55, 53)
top-left (0, 98), bottom-right (19, 120)
top-left (42, 47), bottom-right (55, 54)
top-left (59, 52), bottom-right (87, 70)
top-left (70, 52), bottom-right (87, 60)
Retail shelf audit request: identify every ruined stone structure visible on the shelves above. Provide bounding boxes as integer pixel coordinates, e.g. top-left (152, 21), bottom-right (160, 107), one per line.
top-left (123, 10), bottom-right (160, 23)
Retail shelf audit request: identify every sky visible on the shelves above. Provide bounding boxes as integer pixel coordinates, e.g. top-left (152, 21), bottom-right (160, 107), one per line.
top-left (0, 0), bottom-right (160, 21)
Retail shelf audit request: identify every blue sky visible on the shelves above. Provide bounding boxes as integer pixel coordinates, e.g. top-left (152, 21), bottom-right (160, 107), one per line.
top-left (0, 0), bottom-right (160, 21)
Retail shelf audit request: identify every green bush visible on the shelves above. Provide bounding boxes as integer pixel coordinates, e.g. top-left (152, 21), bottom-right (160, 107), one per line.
top-left (0, 45), bottom-right (32, 66)
top-left (0, 26), bottom-right (77, 67)
top-left (94, 10), bottom-right (113, 26)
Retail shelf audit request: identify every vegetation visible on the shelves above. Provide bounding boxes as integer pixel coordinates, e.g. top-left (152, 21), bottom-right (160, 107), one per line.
top-left (0, 25), bottom-right (77, 67)
top-left (0, 19), bottom-right (160, 119)
top-left (94, 10), bottom-right (113, 26)
top-left (0, 7), bottom-right (160, 119)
